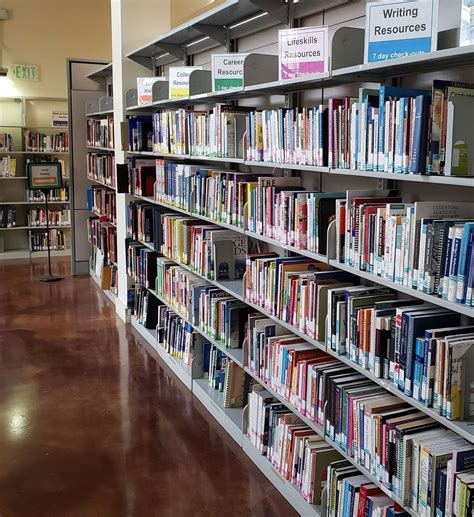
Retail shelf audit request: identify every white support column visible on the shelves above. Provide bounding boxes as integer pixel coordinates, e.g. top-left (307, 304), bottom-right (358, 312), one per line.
top-left (110, 0), bottom-right (170, 321)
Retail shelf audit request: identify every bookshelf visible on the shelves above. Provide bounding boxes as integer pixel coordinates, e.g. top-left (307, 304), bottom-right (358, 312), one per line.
top-left (85, 95), bottom-right (117, 300)
top-left (106, 1), bottom-right (474, 515)
top-left (0, 96), bottom-right (71, 259)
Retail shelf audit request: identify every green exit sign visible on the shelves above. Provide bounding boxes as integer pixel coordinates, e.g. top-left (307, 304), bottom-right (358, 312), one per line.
top-left (12, 64), bottom-right (39, 81)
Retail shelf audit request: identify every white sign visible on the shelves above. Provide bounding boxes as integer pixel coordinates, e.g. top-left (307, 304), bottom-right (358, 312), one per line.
top-left (278, 26), bottom-right (329, 81)
top-left (136, 76), bottom-right (167, 105)
top-left (52, 111), bottom-right (68, 128)
top-left (365, 0), bottom-right (438, 64)
top-left (28, 164), bottom-right (61, 189)
top-left (168, 66), bottom-right (202, 98)
top-left (211, 54), bottom-right (248, 91)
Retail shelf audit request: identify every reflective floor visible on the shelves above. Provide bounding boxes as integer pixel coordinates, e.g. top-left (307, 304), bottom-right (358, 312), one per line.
top-left (0, 259), bottom-right (296, 517)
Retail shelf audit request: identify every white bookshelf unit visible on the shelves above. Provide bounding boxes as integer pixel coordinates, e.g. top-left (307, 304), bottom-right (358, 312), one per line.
top-left (0, 96), bottom-right (71, 259)
top-left (96, 0), bottom-right (474, 515)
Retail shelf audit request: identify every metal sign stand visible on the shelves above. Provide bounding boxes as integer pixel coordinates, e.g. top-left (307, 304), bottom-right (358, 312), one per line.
top-left (40, 187), bottom-right (62, 283)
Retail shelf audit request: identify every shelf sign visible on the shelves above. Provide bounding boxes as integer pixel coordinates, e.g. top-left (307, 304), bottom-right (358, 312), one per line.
top-left (365, 0), bottom-right (438, 64)
top-left (168, 66), bottom-right (202, 98)
top-left (211, 54), bottom-right (248, 91)
top-left (278, 26), bottom-right (329, 81)
top-left (52, 111), bottom-right (68, 128)
top-left (12, 63), bottom-right (39, 81)
top-left (27, 162), bottom-right (62, 190)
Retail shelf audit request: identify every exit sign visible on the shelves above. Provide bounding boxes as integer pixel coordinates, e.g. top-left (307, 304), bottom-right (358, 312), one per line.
top-left (12, 64), bottom-right (39, 81)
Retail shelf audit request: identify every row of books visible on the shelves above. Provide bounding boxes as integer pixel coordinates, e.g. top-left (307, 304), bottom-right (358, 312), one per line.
top-left (86, 186), bottom-right (116, 224)
top-left (128, 158), bottom-right (157, 197)
top-left (86, 117), bottom-right (114, 150)
top-left (188, 105), bottom-right (249, 159)
top-left (157, 304), bottom-right (196, 366)
top-left (133, 285), bottom-right (159, 329)
top-left (337, 191), bottom-right (474, 307)
top-left (128, 116), bottom-right (153, 152)
top-left (160, 214), bottom-right (247, 281)
top-left (0, 206), bottom-right (16, 228)
top-left (247, 107), bottom-right (327, 165)
top-left (205, 346), bottom-right (246, 408)
top-left (152, 111), bottom-right (186, 155)
top-left (88, 218), bottom-right (117, 264)
top-left (132, 78), bottom-right (474, 177)
top-left (24, 130), bottom-right (69, 153)
top-left (0, 156), bottom-right (16, 176)
top-left (248, 383), bottom-right (343, 505)
top-left (28, 208), bottom-right (70, 227)
top-left (28, 186), bottom-right (69, 202)
top-left (249, 373), bottom-right (474, 514)
top-left (0, 133), bottom-right (12, 152)
top-left (87, 153), bottom-right (116, 188)
top-left (132, 281), bottom-right (247, 407)
top-left (328, 81), bottom-right (474, 177)
top-left (30, 229), bottom-right (66, 251)
top-left (126, 202), bottom-right (166, 252)
top-left (135, 159), bottom-right (339, 255)
top-left (133, 250), bottom-right (474, 514)
top-left (127, 244), bottom-right (158, 289)
top-left (327, 461), bottom-right (409, 517)
top-left (91, 245), bottom-right (118, 294)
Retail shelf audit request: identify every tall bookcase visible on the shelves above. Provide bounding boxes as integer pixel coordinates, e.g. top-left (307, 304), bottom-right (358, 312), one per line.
top-left (84, 81), bottom-right (117, 301)
top-left (106, 1), bottom-right (474, 514)
top-left (0, 96), bottom-right (70, 259)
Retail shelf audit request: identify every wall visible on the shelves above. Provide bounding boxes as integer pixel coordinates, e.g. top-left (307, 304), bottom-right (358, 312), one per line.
top-left (121, 0), bottom-right (170, 55)
top-left (0, 0), bottom-right (112, 98)
top-left (170, 0), bottom-right (224, 28)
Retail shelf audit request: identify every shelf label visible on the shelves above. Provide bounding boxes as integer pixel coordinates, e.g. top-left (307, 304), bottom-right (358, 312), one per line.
top-left (12, 63), bottom-right (39, 81)
top-left (52, 111), bottom-right (68, 128)
top-left (137, 76), bottom-right (167, 105)
top-left (27, 163), bottom-right (62, 190)
top-left (278, 26), bottom-right (329, 81)
top-left (169, 66), bottom-right (202, 98)
top-left (211, 54), bottom-right (248, 91)
top-left (365, 0), bottom-right (438, 63)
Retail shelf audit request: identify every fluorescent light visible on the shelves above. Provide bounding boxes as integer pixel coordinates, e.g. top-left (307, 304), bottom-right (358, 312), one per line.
top-left (0, 76), bottom-right (21, 96)
top-left (186, 36), bottom-right (210, 48)
top-left (158, 53), bottom-right (170, 59)
top-left (229, 12), bottom-right (268, 30)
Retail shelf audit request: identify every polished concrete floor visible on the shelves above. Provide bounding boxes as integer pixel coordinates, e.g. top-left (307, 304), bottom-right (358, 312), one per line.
top-left (0, 259), bottom-right (296, 517)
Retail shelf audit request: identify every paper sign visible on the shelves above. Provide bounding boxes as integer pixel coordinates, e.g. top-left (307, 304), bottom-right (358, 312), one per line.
top-left (460, 0), bottom-right (474, 46)
top-left (137, 77), bottom-right (167, 105)
top-left (211, 54), bottom-right (248, 91)
top-left (278, 26), bottom-right (329, 81)
top-left (365, 0), bottom-right (438, 63)
top-left (168, 67), bottom-right (202, 98)
top-left (12, 64), bottom-right (39, 81)
top-left (52, 111), bottom-right (68, 128)
top-left (27, 163), bottom-right (62, 190)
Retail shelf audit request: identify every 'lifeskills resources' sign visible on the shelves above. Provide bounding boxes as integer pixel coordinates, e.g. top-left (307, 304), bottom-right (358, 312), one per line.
top-left (278, 26), bottom-right (329, 80)
top-left (365, 0), bottom-right (438, 64)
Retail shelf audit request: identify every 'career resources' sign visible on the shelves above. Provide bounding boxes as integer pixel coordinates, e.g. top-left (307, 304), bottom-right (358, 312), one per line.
top-left (278, 26), bottom-right (329, 81)
top-left (212, 54), bottom-right (248, 91)
top-left (27, 163), bottom-right (62, 190)
top-left (168, 66), bottom-right (202, 98)
top-left (365, 0), bottom-right (438, 63)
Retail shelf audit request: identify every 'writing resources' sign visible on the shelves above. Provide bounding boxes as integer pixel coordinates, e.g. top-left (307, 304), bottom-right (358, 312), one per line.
top-left (211, 54), bottom-right (248, 91)
top-left (278, 26), bottom-right (329, 81)
top-left (365, 0), bottom-right (438, 63)
top-left (168, 67), bottom-right (202, 98)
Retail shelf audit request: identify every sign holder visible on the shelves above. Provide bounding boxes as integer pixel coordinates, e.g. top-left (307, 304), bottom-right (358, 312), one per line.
top-left (27, 162), bottom-right (63, 283)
